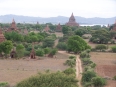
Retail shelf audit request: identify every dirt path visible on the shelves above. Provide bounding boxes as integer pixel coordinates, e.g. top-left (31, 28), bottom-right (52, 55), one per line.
top-left (58, 51), bottom-right (83, 87)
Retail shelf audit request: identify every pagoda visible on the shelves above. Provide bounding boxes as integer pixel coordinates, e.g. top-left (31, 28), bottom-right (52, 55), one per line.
top-left (30, 47), bottom-right (36, 59)
top-left (0, 27), bottom-right (5, 43)
top-left (44, 25), bottom-right (50, 32)
top-left (111, 20), bottom-right (116, 31)
top-left (66, 13), bottom-right (79, 27)
top-left (7, 19), bottom-right (18, 32)
top-left (56, 23), bottom-right (62, 32)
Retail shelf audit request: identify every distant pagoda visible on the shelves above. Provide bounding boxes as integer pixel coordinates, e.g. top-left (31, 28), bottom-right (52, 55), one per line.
top-left (111, 20), bottom-right (116, 31)
top-left (7, 19), bottom-right (18, 32)
top-left (66, 13), bottom-right (79, 27)
top-left (56, 23), bottom-right (62, 32)
top-left (44, 25), bottom-right (50, 32)
top-left (0, 27), bottom-right (5, 43)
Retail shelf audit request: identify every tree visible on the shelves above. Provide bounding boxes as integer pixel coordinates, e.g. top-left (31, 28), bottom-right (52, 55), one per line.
top-left (62, 26), bottom-right (71, 34)
top-left (67, 35), bottom-right (91, 53)
top-left (36, 49), bottom-right (44, 57)
top-left (90, 29), bottom-right (110, 44)
top-left (92, 76), bottom-right (106, 87)
top-left (43, 47), bottom-right (51, 56)
top-left (43, 38), bottom-right (55, 48)
top-left (75, 28), bottom-right (87, 37)
top-left (16, 44), bottom-right (25, 58)
top-left (82, 71), bottom-right (96, 83)
top-left (16, 71), bottom-right (78, 87)
top-left (0, 40), bottom-right (13, 57)
top-left (57, 42), bottom-right (67, 50)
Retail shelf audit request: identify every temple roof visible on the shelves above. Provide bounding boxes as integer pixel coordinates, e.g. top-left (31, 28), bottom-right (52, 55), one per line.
top-left (0, 27), bottom-right (5, 42)
top-left (44, 25), bottom-right (50, 32)
top-left (56, 23), bottom-right (62, 32)
top-left (66, 13), bottom-right (79, 27)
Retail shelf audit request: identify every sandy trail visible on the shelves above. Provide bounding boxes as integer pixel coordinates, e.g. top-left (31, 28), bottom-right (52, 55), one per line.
top-left (58, 51), bottom-right (83, 87)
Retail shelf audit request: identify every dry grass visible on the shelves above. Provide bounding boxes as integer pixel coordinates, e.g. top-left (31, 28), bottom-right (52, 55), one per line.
top-left (90, 52), bottom-right (116, 87)
top-left (0, 53), bottom-right (69, 86)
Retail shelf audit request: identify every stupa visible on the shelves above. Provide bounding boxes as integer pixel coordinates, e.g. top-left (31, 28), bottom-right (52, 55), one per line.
top-left (66, 13), bottom-right (79, 27)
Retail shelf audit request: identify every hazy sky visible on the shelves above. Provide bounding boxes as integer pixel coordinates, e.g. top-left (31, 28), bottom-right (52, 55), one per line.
top-left (0, 0), bottom-right (116, 18)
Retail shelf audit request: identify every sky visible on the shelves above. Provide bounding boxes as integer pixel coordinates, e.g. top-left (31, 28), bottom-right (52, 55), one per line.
top-left (0, 0), bottom-right (116, 18)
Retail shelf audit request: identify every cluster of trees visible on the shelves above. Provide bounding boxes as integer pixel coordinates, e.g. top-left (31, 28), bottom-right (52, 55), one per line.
top-left (16, 70), bottom-right (78, 87)
top-left (80, 49), bottom-right (106, 87)
top-left (0, 40), bottom-right (13, 57)
top-left (90, 29), bottom-right (116, 44)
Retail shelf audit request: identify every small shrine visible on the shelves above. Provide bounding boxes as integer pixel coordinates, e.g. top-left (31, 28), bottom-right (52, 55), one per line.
top-left (44, 25), bottom-right (50, 32)
top-left (111, 20), bottom-right (116, 31)
top-left (56, 23), bottom-right (62, 32)
top-left (30, 48), bottom-right (36, 59)
top-left (7, 19), bottom-right (19, 32)
top-left (0, 27), bottom-right (5, 43)
top-left (66, 13), bottom-right (79, 27)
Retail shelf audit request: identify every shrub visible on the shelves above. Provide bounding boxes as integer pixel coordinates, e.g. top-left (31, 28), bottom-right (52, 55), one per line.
top-left (36, 49), bottom-right (44, 56)
top-left (0, 82), bottom-right (9, 87)
top-left (82, 58), bottom-right (93, 65)
top-left (69, 55), bottom-right (76, 60)
top-left (82, 71), bottom-right (96, 83)
top-left (92, 76), bottom-right (106, 87)
top-left (113, 75), bottom-right (116, 80)
top-left (16, 72), bottom-right (78, 87)
top-left (95, 44), bottom-right (107, 52)
top-left (80, 51), bottom-right (90, 58)
top-left (111, 46), bottom-right (116, 53)
top-left (57, 42), bottom-right (67, 50)
top-left (63, 68), bottom-right (76, 76)
top-left (24, 51), bottom-right (30, 56)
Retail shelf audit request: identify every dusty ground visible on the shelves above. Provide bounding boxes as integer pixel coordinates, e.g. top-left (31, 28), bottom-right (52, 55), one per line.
top-left (0, 52), bottom-right (69, 86)
top-left (90, 52), bottom-right (116, 87)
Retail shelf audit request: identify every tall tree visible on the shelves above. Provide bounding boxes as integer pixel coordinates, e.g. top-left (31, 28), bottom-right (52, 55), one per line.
top-left (67, 35), bottom-right (90, 53)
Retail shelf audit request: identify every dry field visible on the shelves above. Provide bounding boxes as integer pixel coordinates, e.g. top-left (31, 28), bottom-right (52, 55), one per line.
top-left (0, 52), bottom-right (69, 86)
top-left (90, 52), bottom-right (116, 87)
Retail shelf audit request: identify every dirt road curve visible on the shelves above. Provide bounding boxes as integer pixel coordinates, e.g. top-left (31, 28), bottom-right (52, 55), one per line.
top-left (58, 51), bottom-right (83, 87)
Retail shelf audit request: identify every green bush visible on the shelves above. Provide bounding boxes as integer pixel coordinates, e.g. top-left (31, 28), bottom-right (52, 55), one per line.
top-left (36, 49), bottom-right (44, 56)
top-left (16, 72), bottom-right (78, 87)
top-left (111, 46), bottom-right (116, 53)
top-left (0, 82), bottom-right (9, 87)
top-left (63, 68), bottom-right (76, 76)
top-left (80, 51), bottom-right (90, 58)
top-left (82, 71), bottom-right (96, 83)
top-left (92, 76), bottom-right (106, 87)
top-left (82, 58), bottom-right (93, 65)
top-left (113, 75), bottom-right (116, 80)
top-left (56, 42), bottom-right (67, 50)
top-left (95, 44), bottom-right (107, 52)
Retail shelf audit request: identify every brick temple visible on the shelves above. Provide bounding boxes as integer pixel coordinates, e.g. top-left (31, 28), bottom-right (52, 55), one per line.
top-left (66, 13), bottom-right (79, 27)
top-left (0, 27), bottom-right (5, 43)
top-left (56, 23), bottom-right (62, 32)
top-left (111, 20), bottom-right (116, 31)
top-left (7, 19), bottom-right (18, 32)
top-left (44, 25), bottom-right (50, 32)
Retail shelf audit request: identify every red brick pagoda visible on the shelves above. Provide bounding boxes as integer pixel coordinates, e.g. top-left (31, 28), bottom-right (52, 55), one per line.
top-left (111, 20), bottom-right (116, 31)
top-left (66, 13), bottom-right (79, 27)
top-left (30, 48), bottom-right (36, 59)
top-left (56, 23), bottom-right (62, 32)
top-left (44, 25), bottom-right (50, 32)
top-left (0, 27), bottom-right (5, 43)
top-left (7, 19), bottom-right (18, 32)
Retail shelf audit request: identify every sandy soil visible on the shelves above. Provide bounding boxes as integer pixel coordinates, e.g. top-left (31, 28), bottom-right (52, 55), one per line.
top-left (0, 52), bottom-right (69, 86)
top-left (90, 52), bottom-right (116, 87)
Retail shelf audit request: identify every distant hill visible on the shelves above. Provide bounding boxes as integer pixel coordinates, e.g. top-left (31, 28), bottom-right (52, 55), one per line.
top-left (0, 14), bottom-right (116, 25)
